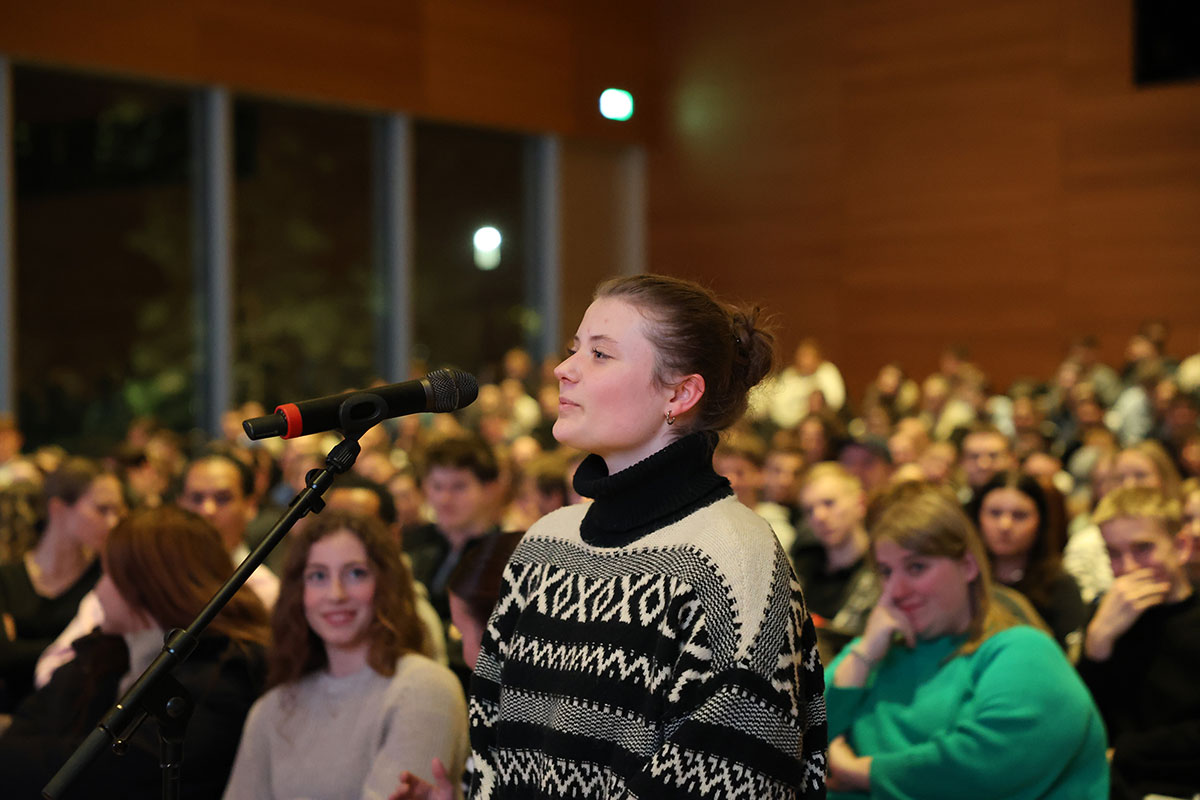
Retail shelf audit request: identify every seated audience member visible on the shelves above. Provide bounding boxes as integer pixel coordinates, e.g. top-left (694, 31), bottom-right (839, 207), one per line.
top-left (917, 439), bottom-right (957, 485)
top-left (179, 454), bottom-right (281, 606)
top-left (506, 452), bottom-right (569, 532)
top-left (406, 436), bottom-right (505, 626)
top-left (0, 459), bottom-right (126, 711)
top-left (957, 423), bottom-right (1014, 505)
top-left (1182, 477), bottom-right (1200, 583)
top-left (1063, 440), bottom-right (1182, 604)
top-left (1078, 487), bottom-right (1200, 800)
top-left (797, 412), bottom-right (841, 465)
top-left (0, 506), bottom-right (269, 798)
top-left (825, 482), bottom-right (1108, 798)
top-left (444, 529), bottom-right (526, 705)
top-left (862, 363), bottom-right (920, 423)
top-left (34, 453), bottom-right (280, 689)
top-left (764, 338), bottom-right (847, 430)
top-left (1109, 358), bottom-right (1161, 447)
top-left (323, 475), bottom-right (447, 666)
top-left (714, 434), bottom-right (796, 553)
top-left (224, 511), bottom-right (467, 800)
top-left (112, 444), bottom-right (170, 510)
top-left (838, 436), bottom-right (894, 498)
top-left (387, 466), bottom-right (430, 543)
top-left (970, 472), bottom-right (1085, 652)
top-left (762, 444), bottom-right (806, 526)
top-left (393, 529), bottom-right (526, 800)
top-left (920, 373), bottom-right (976, 442)
top-left (794, 464), bottom-right (879, 657)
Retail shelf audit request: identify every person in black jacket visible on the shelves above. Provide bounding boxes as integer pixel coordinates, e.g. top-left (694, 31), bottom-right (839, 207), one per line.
top-left (1077, 486), bottom-right (1200, 800)
top-left (0, 506), bottom-right (270, 799)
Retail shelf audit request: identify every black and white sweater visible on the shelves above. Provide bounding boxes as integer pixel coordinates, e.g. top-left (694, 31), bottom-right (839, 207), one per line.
top-left (469, 432), bottom-right (828, 799)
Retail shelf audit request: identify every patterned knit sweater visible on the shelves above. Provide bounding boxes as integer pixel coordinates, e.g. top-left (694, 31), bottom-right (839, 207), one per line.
top-left (468, 432), bottom-right (828, 799)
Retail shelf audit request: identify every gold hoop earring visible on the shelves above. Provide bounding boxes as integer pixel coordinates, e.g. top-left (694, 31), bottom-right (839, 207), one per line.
top-left (665, 410), bottom-right (676, 426)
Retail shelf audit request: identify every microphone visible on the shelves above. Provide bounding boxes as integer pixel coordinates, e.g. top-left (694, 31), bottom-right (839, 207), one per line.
top-left (242, 368), bottom-right (479, 440)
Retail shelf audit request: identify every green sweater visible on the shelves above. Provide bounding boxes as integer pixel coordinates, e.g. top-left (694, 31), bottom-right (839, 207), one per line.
top-left (825, 625), bottom-right (1108, 799)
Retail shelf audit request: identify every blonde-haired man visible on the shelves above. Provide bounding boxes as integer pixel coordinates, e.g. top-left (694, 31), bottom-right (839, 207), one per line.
top-left (1078, 486), bottom-right (1200, 800)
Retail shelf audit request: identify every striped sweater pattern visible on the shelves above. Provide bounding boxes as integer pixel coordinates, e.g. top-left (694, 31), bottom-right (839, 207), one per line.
top-left (468, 433), bottom-right (828, 798)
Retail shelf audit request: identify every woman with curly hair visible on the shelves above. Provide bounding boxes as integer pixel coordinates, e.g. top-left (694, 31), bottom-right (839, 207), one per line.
top-left (224, 509), bottom-right (467, 800)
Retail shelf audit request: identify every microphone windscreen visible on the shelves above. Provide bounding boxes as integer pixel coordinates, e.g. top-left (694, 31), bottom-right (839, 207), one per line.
top-left (428, 369), bottom-right (479, 412)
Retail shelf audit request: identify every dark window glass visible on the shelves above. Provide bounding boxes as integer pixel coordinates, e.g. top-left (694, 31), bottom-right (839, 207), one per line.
top-left (233, 99), bottom-right (373, 408)
top-left (413, 122), bottom-right (533, 381)
top-left (13, 66), bottom-right (193, 453)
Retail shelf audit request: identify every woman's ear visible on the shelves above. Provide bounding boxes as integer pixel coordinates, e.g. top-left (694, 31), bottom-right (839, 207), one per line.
top-left (670, 374), bottom-right (706, 416)
top-left (961, 552), bottom-right (980, 583)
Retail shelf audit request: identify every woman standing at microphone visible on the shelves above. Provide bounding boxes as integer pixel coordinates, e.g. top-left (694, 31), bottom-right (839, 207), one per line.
top-left (397, 274), bottom-right (827, 799)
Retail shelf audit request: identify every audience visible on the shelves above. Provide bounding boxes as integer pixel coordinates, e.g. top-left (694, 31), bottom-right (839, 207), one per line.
top-left (33, 454), bottom-right (280, 690)
top-left (713, 433), bottom-right (797, 553)
top-left (2, 315), bottom-right (1198, 796)
top-left (0, 458), bottom-right (126, 711)
top-left (223, 511), bottom-right (467, 800)
top-left (0, 506), bottom-right (270, 798)
top-left (1063, 440), bottom-right (1182, 604)
top-left (824, 482), bottom-right (1107, 798)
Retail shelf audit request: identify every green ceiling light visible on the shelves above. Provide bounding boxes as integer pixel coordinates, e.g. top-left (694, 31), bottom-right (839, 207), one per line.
top-left (599, 88), bottom-right (634, 121)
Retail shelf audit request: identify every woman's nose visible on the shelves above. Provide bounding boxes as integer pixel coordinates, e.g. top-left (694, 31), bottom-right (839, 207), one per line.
top-left (553, 354), bottom-right (575, 382)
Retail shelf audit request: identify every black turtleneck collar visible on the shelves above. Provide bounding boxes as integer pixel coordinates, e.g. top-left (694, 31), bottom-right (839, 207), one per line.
top-left (572, 430), bottom-right (733, 548)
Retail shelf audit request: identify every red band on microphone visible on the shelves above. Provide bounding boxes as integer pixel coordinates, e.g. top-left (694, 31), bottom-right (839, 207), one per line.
top-left (276, 403), bottom-right (303, 439)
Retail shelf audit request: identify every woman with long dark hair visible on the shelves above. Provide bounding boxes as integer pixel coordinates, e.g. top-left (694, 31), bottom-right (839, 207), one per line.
top-left (971, 471), bottom-right (1086, 650)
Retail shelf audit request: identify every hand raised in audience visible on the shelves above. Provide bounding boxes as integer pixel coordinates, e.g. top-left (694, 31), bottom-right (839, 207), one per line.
top-left (833, 593), bottom-right (915, 688)
top-left (1084, 567), bottom-right (1170, 662)
top-left (859, 591), bottom-right (916, 660)
top-left (389, 757), bottom-right (454, 800)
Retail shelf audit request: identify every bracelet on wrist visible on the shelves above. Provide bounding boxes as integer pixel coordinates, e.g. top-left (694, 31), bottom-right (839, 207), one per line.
top-left (846, 646), bottom-right (874, 667)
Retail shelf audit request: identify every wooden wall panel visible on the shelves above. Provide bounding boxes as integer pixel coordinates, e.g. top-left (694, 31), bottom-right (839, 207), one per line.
top-left (650, 0), bottom-right (1200, 402)
top-left (0, 0), bottom-right (653, 141)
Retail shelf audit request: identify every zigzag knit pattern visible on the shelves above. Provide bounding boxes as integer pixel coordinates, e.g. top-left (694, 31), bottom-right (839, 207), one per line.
top-left (468, 433), bottom-right (827, 799)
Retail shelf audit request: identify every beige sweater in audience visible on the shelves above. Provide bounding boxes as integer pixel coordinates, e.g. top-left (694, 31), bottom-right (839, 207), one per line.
top-left (223, 653), bottom-right (468, 800)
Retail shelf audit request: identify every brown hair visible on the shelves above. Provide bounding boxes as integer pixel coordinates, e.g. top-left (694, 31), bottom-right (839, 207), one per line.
top-left (595, 274), bottom-right (775, 434)
top-left (102, 506), bottom-right (270, 645)
top-left (870, 481), bottom-right (1035, 657)
top-left (267, 510), bottom-right (424, 689)
top-left (970, 471), bottom-right (1065, 612)
top-left (44, 457), bottom-right (106, 505)
top-left (447, 531), bottom-right (525, 625)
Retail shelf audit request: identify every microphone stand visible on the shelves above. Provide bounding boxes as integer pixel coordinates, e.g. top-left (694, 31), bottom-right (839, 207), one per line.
top-left (43, 394), bottom-right (389, 800)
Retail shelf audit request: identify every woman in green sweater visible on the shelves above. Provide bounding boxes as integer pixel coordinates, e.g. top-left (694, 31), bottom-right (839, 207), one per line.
top-left (825, 482), bottom-right (1108, 799)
